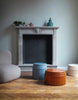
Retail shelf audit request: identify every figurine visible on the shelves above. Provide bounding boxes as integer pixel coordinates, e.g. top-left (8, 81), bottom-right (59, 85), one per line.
top-left (22, 22), bottom-right (26, 26)
top-left (29, 22), bottom-right (34, 26)
top-left (47, 18), bottom-right (53, 26)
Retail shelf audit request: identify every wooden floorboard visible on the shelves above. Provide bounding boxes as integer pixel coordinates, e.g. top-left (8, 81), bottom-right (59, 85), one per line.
top-left (0, 72), bottom-right (78, 100)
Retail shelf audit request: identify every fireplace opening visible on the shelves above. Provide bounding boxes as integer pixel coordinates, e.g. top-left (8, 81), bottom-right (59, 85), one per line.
top-left (23, 35), bottom-right (52, 64)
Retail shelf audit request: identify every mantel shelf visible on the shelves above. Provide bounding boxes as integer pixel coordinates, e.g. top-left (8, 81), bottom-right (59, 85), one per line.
top-left (19, 64), bottom-right (57, 67)
top-left (15, 26), bottom-right (59, 29)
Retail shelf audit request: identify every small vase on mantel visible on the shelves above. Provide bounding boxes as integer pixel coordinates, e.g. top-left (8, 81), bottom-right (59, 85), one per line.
top-left (47, 18), bottom-right (53, 26)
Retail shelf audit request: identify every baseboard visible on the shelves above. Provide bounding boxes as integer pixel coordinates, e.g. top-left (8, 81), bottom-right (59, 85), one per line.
top-left (19, 66), bottom-right (32, 72)
top-left (19, 66), bottom-right (57, 72)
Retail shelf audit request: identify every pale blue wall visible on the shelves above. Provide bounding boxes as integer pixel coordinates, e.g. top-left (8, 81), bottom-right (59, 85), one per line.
top-left (0, 0), bottom-right (78, 66)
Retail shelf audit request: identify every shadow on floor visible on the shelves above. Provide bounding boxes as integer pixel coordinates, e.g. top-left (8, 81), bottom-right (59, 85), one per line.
top-left (21, 75), bottom-right (33, 79)
top-left (21, 72), bottom-right (47, 85)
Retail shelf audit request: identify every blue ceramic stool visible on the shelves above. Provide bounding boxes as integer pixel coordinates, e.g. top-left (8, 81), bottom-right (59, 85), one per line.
top-left (32, 63), bottom-right (47, 80)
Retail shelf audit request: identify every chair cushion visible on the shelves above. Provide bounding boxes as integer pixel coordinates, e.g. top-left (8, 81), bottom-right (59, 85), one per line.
top-left (0, 64), bottom-right (21, 83)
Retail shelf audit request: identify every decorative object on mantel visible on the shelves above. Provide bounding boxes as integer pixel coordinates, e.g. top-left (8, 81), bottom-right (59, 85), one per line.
top-left (13, 21), bottom-right (22, 26)
top-left (47, 18), bottom-right (53, 26)
top-left (29, 22), bottom-right (34, 27)
top-left (22, 22), bottom-right (26, 26)
top-left (13, 21), bottom-right (27, 26)
top-left (13, 21), bottom-right (34, 27)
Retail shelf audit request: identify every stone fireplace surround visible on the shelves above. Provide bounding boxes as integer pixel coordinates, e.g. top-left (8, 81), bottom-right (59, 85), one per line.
top-left (16, 26), bottom-right (59, 71)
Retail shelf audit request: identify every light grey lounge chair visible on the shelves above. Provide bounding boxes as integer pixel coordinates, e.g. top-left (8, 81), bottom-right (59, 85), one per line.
top-left (0, 51), bottom-right (21, 83)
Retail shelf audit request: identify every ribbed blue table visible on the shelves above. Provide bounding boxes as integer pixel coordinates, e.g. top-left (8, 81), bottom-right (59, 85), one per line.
top-left (32, 63), bottom-right (47, 80)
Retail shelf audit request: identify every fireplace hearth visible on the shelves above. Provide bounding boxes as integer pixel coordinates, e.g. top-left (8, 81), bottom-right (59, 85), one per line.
top-left (16, 26), bottom-right (59, 71)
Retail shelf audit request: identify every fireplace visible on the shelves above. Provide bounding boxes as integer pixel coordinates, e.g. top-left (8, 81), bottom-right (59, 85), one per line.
top-left (16, 26), bottom-right (59, 71)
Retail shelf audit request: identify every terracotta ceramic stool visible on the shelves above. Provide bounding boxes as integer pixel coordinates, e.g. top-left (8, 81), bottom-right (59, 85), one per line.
top-left (45, 69), bottom-right (66, 86)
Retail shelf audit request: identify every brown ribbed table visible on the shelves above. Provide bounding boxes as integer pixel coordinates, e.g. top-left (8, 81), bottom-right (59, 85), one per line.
top-left (0, 72), bottom-right (78, 100)
top-left (45, 69), bottom-right (66, 86)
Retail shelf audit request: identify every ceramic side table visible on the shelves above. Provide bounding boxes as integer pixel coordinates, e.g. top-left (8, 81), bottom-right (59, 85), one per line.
top-left (32, 63), bottom-right (47, 80)
top-left (45, 69), bottom-right (66, 86)
top-left (68, 64), bottom-right (78, 77)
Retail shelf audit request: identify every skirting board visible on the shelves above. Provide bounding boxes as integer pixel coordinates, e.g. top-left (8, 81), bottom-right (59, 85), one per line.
top-left (19, 66), bottom-right (57, 72)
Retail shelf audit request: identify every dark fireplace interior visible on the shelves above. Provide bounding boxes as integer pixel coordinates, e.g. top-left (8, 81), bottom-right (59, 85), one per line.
top-left (23, 35), bottom-right (52, 64)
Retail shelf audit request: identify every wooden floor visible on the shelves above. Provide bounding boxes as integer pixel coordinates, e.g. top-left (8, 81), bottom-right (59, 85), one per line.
top-left (0, 72), bottom-right (78, 100)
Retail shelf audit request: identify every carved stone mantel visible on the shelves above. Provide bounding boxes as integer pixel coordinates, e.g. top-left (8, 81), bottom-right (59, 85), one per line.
top-left (16, 26), bottom-right (59, 71)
